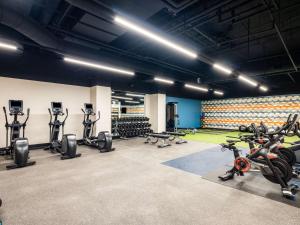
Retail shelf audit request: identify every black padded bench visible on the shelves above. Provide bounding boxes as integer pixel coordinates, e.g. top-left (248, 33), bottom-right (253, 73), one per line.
top-left (163, 132), bottom-right (187, 144)
top-left (144, 133), bottom-right (171, 148)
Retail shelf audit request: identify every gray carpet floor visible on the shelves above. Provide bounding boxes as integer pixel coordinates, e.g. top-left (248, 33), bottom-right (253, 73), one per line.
top-left (0, 138), bottom-right (299, 225)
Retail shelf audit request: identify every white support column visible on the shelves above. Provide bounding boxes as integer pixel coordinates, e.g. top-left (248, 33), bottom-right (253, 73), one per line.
top-left (144, 94), bottom-right (151, 118)
top-left (144, 93), bottom-right (166, 133)
top-left (90, 86), bottom-right (112, 133)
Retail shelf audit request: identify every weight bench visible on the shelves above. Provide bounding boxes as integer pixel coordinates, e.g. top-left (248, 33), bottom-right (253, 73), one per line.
top-left (144, 133), bottom-right (171, 148)
top-left (163, 132), bottom-right (187, 144)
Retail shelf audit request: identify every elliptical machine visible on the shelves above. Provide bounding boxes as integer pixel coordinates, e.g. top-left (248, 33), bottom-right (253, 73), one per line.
top-left (44, 102), bottom-right (81, 160)
top-left (3, 100), bottom-right (36, 169)
top-left (79, 103), bottom-right (114, 153)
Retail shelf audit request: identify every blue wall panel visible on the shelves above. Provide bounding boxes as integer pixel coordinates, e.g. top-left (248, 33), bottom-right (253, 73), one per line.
top-left (166, 96), bottom-right (201, 128)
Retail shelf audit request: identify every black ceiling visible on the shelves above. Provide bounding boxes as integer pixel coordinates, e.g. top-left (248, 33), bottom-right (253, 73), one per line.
top-left (0, 0), bottom-right (299, 100)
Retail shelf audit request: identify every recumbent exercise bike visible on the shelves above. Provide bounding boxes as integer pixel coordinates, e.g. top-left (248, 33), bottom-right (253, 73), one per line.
top-left (3, 100), bottom-right (36, 169)
top-left (78, 103), bottom-right (114, 152)
top-left (44, 102), bottom-right (81, 160)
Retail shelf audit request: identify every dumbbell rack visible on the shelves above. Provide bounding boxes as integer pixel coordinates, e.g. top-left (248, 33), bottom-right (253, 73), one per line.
top-left (112, 117), bottom-right (152, 138)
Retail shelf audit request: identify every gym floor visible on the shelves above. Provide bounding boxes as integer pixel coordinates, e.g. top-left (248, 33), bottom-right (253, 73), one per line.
top-left (184, 129), bottom-right (300, 147)
top-left (0, 138), bottom-right (299, 225)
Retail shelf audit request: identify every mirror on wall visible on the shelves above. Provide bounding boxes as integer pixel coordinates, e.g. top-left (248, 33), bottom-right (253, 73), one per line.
top-left (111, 90), bottom-right (145, 119)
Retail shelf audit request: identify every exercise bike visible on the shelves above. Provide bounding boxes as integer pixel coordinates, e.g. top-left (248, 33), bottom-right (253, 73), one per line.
top-left (248, 116), bottom-right (299, 169)
top-left (219, 114), bottom-right (299, 199)
top-left (44, 102), bottom-right (81, 160)
top-left (3, 100), bottom-right (36, 169)
top-left (78, 103), bottom-right (114, 153)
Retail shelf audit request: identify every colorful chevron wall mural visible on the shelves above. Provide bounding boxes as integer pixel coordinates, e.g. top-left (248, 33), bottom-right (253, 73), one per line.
top-left (202, 94), bottom-right (300, 130)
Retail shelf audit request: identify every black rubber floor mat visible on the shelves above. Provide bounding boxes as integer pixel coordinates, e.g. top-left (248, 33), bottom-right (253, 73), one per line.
top-left (203, 168), bottom-right (300, 208)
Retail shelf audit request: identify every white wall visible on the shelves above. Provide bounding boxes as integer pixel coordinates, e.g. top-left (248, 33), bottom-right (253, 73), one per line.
top-left (0, 77), bottom-right (90, 147)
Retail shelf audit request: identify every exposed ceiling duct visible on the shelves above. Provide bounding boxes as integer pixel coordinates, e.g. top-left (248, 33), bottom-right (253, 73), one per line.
top-left (0, 2), bottom-right (196, 81)
top-left (0, 2), bottom-right (135, 70)
top-left (65, 0), bottom-right (114, 22)
top-left (0, 4), bottom-right (59, 49)
top-left (161, 0), bottom-right (198, 14)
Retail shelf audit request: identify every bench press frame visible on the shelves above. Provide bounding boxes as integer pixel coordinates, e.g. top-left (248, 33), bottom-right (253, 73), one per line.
top-left (144, 133), bottom-right (171, 148)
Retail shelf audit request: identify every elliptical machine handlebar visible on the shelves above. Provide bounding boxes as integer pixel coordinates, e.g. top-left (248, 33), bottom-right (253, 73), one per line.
top-left (3, 106), bottom-right (8, 127)
top-left (24, 108), bottom-right (30, 125)
top-left (22, 108), bottom-right (30, 137)
top-left (94, 111), bottom-right (101, 123)
top-left (48, 108), bottom-right (52, 124)
top-left (3, 106), bottom-right (9, 147)
top-left (62, 108), bottom-right (68, 125)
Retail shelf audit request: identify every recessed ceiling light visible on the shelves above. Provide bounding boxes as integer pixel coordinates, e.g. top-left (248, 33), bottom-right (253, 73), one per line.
top-left (126, 93), bottom-right (144, 97)
top-left (184, 84), bottom-right (208, 92)
top-left (125, 100), bottom-right (140, 104)
top-left (213, 63), bottom-right (232, 75)
top-left (214, 90), bottom-right (224, 96)
top-left (0, 41), bottom-right (18, 51)
top-left (114, 16), bottom-right (197, 59)
top-left (112, 96), bottom-right (133, 100)
top-left (154, 77), bottom-right (174, 84)
top-left (238, 75), bottom-right (258, 87)
top-left (259, 86), bottom-right (268, 92)
top-left (64, 57), bottom-right (135, 76)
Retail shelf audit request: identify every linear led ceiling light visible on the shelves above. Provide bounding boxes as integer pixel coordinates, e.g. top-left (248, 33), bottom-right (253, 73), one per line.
top-left (0, 41), bottom-right (18, 51)
top-left (126, 93), bottom-right (144, 97)
top-left (184, 84), bottom-right (209, 92)
top-left (213, 63), bottom-right (232, 75)
top-left (214, 90), bottom-right (224, 96)
top-left (154, 77), bottom-right (174, 84)
top-left (238, 75), bottom-right (258, 87)
top-left (259, 86), bottom-right (268, 92)
top-left (112, 96), bottom-right (133, 100)
top-left (125, 100), bottom-right (140, 104)
top-left (114, 16), bottom-right (197, 59)
top-left (64, 57), bottom-right (135, 76)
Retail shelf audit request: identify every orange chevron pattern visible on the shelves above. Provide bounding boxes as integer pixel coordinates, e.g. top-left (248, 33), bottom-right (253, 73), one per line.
top-left (202, 95), bottom-right (300, 129)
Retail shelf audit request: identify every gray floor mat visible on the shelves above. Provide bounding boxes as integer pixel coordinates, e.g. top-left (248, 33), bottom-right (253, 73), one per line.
top-left (203, 168), bottom-right (300, 208)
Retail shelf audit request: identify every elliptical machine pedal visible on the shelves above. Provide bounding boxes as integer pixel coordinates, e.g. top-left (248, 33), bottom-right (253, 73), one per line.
top-left (6, 139), bottom-right (36, 169)
top-left (60, 134), bottom-right (81, 160)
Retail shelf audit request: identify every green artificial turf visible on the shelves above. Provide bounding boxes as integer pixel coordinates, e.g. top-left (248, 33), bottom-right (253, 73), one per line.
top-left (183, 129), bottom-right (300, 148)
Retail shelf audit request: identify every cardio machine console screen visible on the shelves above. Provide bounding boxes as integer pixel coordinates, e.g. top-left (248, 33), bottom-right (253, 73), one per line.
top-left (85, 103), bottom-right (93, 114)
top-left (9, 100), bottom-right (23, 113)
top-left (51, 102), bottom-right (62, 113)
